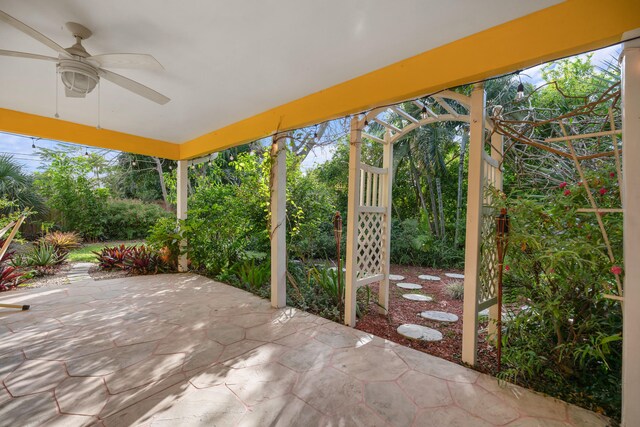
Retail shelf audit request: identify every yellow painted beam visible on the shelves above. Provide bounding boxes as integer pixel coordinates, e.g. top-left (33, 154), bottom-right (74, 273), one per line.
top-left (0, 108), bottom-right (180, 159)
top-left (180, 0), bottom-right (640, 159)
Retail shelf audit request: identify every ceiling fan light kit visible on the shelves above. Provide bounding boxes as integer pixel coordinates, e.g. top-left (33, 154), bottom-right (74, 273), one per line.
top-left (0, 10), bottom-right (170, 108)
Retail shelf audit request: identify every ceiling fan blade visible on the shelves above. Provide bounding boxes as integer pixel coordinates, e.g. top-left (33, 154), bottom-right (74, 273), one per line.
top-left (0, 10), bottom-right (70, 57)
top-left (0, 49), bottom-right (58, 62)
top-left (87, 53), bottom-right (163, 70)
top-left (98, 69), bottom-right (170, 105)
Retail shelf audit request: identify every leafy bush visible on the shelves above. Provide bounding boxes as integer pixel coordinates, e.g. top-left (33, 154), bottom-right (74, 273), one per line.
top-left (94, 244), bottom-right (166, 275)
top-left (94, 244), bottom-right (132, 270)
top-left (0, 264), bottom-right (24, 292)
top-left (123, 245), bottom-right (164, 275)
top-left (102, 199), bottom-right (170, 240)
top-left (234, 259), bottom-right (270, 292)
top-left (147, 216), bottom-right (181, 270)
top-left (41, 231), bottom-right (82, 254)
top-left (390, 218), bottom-right (463, 268)
top-left (444, 280), bottom-right (464, 300)
top-left (498, 169), bottom-right (623, 418)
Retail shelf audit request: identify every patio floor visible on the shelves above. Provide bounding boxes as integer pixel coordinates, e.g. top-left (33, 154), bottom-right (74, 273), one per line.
top-left (0, 273), bottom-right (609, 426)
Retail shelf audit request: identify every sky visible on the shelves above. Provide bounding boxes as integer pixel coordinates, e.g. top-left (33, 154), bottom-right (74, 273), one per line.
top-left (0, 44), bottom-right (621, 174)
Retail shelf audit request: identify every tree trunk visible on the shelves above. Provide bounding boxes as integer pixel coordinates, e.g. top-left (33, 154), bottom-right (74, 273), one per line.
top-left (153, 157), bottom-right (170, 211)
top-left (454, 130), bottom-right (468, 246)
top-left (423, 150), bottom-right (440, 238)
top-left (408, 151), bottom-right (435, 234)
top-left (436, 177), bottom-right (445, 241)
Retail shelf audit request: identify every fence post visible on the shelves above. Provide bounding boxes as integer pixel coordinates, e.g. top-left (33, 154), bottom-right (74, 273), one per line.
top-left (345, 117), bottom-right (362, 327)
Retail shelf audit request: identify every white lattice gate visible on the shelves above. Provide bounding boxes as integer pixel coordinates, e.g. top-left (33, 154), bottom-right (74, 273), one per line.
top-left (344, 119), bottom-right (393, 327)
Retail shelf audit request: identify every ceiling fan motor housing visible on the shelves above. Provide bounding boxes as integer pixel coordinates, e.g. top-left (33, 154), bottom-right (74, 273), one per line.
top-left (58, 59), bottom-right (99, 95)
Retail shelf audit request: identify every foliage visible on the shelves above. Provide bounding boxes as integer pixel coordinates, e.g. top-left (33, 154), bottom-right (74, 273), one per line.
top-left (41, 231), bottom-right (82, 254)
top-left (308, 266), bottom-right (345, 318)
top-left (94, 244), bottom-right (131, 270)
top-left (123, 245), bottom-right (165, 275)
top-left (234, 259), bottom-right (270, 293)
top-left (34, 152), bottom-right (109, 240)
top-left (498, 167), bottom-right (622, 418)
top-left (146, 216), bottom-right (181, 270)
top-left (444, 280), bottom-right (464, 300)
top-left (0, 155), bottom-right (45, 215)
top-left (390, 218), bottom-right (463, 268)
top-left (0, 264), bottom-right (24, 292)
top-left (102, 199), bottom-right (170, 240)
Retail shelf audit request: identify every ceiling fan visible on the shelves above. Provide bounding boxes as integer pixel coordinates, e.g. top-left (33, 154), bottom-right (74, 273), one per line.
top-left (0, 10), bottom-right (170, 105)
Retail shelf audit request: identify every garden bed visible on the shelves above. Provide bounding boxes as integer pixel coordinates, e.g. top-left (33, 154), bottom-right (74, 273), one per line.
top-left (356, 264), bottom-right (499, 374)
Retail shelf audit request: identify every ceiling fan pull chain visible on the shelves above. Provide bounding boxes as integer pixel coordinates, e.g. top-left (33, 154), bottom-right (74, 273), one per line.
top-left (54, 65), bottom-right (59, 118)
top-left (97, 80), bottom-right (101, 129)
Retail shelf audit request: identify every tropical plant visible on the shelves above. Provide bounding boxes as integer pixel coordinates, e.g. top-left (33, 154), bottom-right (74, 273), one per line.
top-left (41, 231), bottom-right (82, 254)
top-left (234, 259), bottom-right (270, 292)
top-left (444, 280), bottom-right (464, 300)
top-left (146, 216), bottom-right (181, 270)
top-left (102, 199), bottom-right (171, 240)
top-left (123, 245), bottom-right (164, 275)
top-left (0, 264), bottom-right (24, 292)
top-left (0, 155), bottom-right (45, 215)
top-left (93, 244), bottom-right (132, 270)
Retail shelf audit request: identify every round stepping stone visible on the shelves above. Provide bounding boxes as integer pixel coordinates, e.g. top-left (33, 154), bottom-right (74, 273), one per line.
top-left (397, 324), bottom-right (443, 341)
top-left (418, 274), bottom-right (441, 281)
top-left (389, 274), bottom-right (405, 281)
top-left (402, 294), bottom-right (433, 302)
top-left (420, 311), bottom-right (458, 322)
top-left (396, 282), bottom-right (422, 290)
top-left (444, 273), bottom-right (464, 279)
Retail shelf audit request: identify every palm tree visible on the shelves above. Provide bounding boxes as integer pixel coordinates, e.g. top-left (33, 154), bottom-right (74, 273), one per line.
top-left (0, 155), bottom-right (45, 215)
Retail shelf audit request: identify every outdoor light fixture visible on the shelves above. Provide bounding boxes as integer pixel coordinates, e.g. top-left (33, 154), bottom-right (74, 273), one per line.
top-left (364, 119), bottom-right (369, 127)
top-left (31, 139), bottom-right (36, 149)
top-left (420, 105), bottom-right (428, 120)
top-left (84, 149), bottom-right (89, 156)
top-left (515, 82), bottom-right (525, 101)
top-left (229, 155), bottom-right (234, 161)
top-left (132, 160), bottom-right (136, 166)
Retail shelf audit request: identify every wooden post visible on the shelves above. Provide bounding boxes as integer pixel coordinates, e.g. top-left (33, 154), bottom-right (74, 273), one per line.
top-left (345, 117), bottom-right (362, 327)
top-left (622, 39), bottom-right (640, 427)
top-left (488, 132), bottom-right (504, 341)
top-left (379, 129), bottom-right (393, 314)
top-left (270, 133), bottom-right (287, 309)
top-left (462, 83), bottom-right (486, 366)
top-left (176, 160), bottom-right (188, 272)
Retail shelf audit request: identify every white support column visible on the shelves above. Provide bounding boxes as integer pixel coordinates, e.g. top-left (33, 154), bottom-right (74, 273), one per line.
top-left (488, 132), bottom-right (504, 341)
top-left (379, 129), bottom-right (394, 314)
top-left (270, 134), bottom-right (287, 309)
top-left (176, 160), bottom-right (189, 272)
top-left (622, 39), bottom-right (640, 427)
top-left (345, 118), bottom-right (362, 327)
top-left (462, 83), bottom-right (486, 366)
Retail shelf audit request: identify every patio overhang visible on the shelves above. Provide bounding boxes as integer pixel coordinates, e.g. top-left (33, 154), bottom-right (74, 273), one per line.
top-left (1, 0), bottom-right (639, 159)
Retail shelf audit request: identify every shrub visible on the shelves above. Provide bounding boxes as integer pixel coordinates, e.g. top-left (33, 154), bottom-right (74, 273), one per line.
top-left (41, 231), bottom-right (82, 254)
top-left (444, 280), bottom-right (464, 300)
top-left (0, 264), bottom-right (24, 292)
top-left (147, 216), bottom-right (181, 270)
top-left (123, 245), bottom-right (164, 275)
top-left (234, 259), bottom-right (270, 292)
top-left (102, 199), bottom-right (171, 240)
top-left (93, 244), bottom-right (132, 270)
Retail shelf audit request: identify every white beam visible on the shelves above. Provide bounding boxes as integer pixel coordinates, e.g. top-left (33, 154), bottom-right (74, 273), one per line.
top-left (379, 129), bottom-right (393, 314)
top-left (270, 134), bottom-right (287, 308)
top-left (462, 83), bottom-right (486, 366)
top-left (345, 118), bottom-right (362, 327)
top-left (487, 132), bottom-right (504, 342)
top-left (622, 39), bottom-right (640, 427)
top-left (176, 160), bottom-right (188, 272)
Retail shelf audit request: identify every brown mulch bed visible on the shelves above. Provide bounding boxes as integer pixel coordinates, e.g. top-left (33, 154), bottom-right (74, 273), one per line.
top-left (356, 264), bottom-right (499, 375)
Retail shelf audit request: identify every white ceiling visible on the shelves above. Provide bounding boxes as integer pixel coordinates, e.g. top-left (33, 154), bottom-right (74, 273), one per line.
top-left (0, 0), bottom-right (561, 143)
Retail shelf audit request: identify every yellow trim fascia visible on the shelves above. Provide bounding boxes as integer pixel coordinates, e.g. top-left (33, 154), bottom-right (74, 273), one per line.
top-left (180, 0), bottom-right (640, 159)
top-left (0, 108), bottom-right (180, 159)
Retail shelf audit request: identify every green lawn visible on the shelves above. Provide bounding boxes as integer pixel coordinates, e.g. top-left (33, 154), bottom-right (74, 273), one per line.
top-left (67, 240), bottom-right (142, 263)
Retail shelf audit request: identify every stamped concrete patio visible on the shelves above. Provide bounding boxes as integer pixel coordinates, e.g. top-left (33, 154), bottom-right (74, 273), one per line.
top-left (0, 273), bottom-right (609, 426)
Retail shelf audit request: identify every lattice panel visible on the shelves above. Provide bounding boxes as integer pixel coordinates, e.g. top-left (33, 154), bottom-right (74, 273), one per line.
top-left (479, 207), bottom-right (499, 305)
top-left (356, 212), bottom-right (384, 279)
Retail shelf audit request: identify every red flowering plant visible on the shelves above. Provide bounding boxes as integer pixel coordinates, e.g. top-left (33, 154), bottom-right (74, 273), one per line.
top-left (487, 167), bottom-right (623, 415)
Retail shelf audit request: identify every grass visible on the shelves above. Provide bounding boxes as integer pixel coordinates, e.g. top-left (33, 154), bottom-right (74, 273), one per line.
top-left (67, 240), bottom-right (142, 263)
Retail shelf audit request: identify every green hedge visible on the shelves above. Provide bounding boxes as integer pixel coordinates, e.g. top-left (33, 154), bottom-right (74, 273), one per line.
top-left (102, 199), bottom-right (171, 240)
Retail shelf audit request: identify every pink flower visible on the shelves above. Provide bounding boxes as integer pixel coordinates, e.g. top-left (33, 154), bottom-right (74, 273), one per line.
top-left (564, 189), bottom-right (571, 196)
top-left (599, 187), bottom-right (607, 196)
top-left (611, 265), bottom-right (623, 275)
top-left (559, 182), bottom-right (568, 189)
top-left (504, 265), bottom-right (510, 272)
top-left (610, 172), bottom-right (616, 178)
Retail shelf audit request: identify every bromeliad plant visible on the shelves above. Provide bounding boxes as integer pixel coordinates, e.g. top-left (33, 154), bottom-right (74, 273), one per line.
top-left (94, 244), bottom-right (131, 270)
top-left (94, 244), bottom-right (167, 275)
top-left (0, 264), bottom-right (24, 292)
top-left (41, 231), bottom-right (82, 255)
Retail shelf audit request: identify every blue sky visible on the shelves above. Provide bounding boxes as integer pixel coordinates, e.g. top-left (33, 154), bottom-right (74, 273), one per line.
top-left (1, 44), bottom-right (621, 174)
